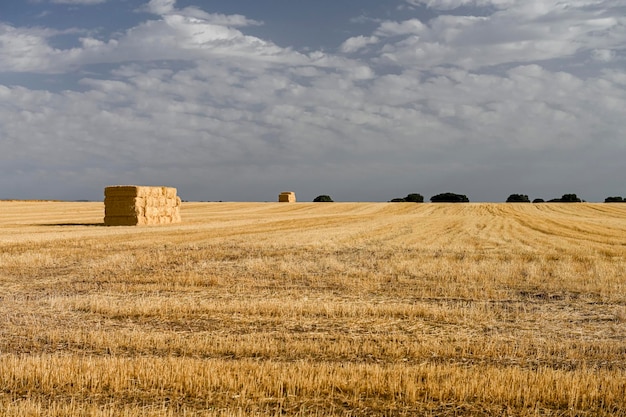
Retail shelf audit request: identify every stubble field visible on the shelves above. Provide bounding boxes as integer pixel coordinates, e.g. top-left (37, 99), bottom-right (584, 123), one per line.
top-left (0, 201), bottom-right (625, 416)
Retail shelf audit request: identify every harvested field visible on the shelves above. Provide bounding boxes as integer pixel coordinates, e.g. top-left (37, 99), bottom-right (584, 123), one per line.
top-left (0, 201), bottom-right (625, 416)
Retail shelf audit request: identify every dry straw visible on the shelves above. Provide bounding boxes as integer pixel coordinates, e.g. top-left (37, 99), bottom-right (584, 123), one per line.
top-left (104, 185), bottom-right (181, 226)
top-left (278, 191), bottom-right (296, 203)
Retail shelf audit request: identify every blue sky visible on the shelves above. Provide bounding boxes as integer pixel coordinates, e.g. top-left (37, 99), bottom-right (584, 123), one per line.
top-left (1, 0), bottom-right (625, 202)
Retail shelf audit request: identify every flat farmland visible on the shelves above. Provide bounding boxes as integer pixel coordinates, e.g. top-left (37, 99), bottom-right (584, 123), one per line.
top-left (0, 201), bottom-right (625, 416)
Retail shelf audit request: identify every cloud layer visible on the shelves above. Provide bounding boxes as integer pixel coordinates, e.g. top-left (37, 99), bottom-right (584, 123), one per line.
top-left (0, 0), bottom-right (624, 201)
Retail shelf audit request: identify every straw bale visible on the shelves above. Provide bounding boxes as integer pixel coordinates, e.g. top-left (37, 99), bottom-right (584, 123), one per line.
top-left (279, 191), bottom-right (296, 203)
top-left (164, 187), bottom-right (177, 198)
top-left (104, 186), bottom-right (160, 198)
top-left (104, 185), bottom-right (181, 226)
top-left (104, 186), bottom-right (138, 198)
top-left (105, 207), bottom-right (143, 217)
top-left (103, 216), bottom-right (141, 226)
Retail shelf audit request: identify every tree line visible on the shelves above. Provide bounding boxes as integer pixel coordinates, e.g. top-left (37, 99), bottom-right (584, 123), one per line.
top-left (311, 193), bottom-right (626, 203)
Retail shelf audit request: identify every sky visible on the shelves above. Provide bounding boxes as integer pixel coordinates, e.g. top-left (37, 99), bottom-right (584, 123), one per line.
top-left (0, 0), bottom-right (625, 202)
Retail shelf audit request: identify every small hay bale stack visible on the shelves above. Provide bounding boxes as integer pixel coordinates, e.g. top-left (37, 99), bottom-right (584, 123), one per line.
top-left (279, 191), bottom-right (296, 203)
top-left (104, 185), bottom-right (182, 226)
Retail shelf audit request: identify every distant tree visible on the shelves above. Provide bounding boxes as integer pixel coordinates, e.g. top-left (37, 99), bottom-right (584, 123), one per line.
top-left (389, 193), bottom-right (424, 203)
top-left (313, 195), bottom-right (333, 202)
top-left (547, 194), bottom-right (582, 203)
top-left (532, 198), bottom-right (545, 203)
top-left (430, 192), bottom-right (470, 203)
top-left (604, 196), bottom-right (624, 203)
top-left (560, 194), bottom-right (582, 202)
top-left (405, 193), bottom-right (424, 203)
top-left (506, 194), bottom-right (530, 203)
top-left (545, 194), bottom-right (581, 203)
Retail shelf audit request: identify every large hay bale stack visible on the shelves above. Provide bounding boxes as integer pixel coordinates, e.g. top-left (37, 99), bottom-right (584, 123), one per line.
top-left (104, 186), bottom-right (182, 226)
top-left (279, 191), bottom-right (296, 203)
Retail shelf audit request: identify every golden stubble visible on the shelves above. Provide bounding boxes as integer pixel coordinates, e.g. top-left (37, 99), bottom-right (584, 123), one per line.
top-left (0, 201), bottom-right (625, 416)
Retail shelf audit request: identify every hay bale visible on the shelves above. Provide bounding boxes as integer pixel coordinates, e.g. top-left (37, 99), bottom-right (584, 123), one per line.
top-left (279, 191), bottom-right (296, 203)
top-left (104, 185), bottom-right (181, 226)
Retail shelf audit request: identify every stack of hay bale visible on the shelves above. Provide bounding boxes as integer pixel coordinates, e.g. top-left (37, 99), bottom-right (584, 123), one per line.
top-left (278, 191), bottom-right (296, 203)
top-left (104, 185), bottom-right (182, 226)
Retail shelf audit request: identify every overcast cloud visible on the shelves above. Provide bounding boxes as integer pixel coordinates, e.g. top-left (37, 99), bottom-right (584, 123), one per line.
top-left (0, 0), bottom-right (624, 201)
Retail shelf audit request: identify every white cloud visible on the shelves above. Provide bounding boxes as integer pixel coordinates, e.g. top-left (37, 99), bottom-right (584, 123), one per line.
top-left (2, 57), bottom-right (624, 194)
top-left (0, 10), bottom-right (292, 73)
top-left (372, 1), bottom-right (626, 70)
top-left (144, 0), bottom-right (176, 15)
top-left (10, 0), bottom-right (620, 75)
top-left (140, 0), bottom-right (261, 26)
top-left (0, 24), bottom-right (82, 73)
top-left (375, 19), bottom-right (427, 37)
top-left (340, 36), bottom-right (380, 54)
top-left (1, 0), bottom-right (625, 201)
top-left (404, 0), bottom-right (514, 11)
top-left (592, 48), bottom-right (616, 62)
top-left (176, 8), bottom-right (262, 27)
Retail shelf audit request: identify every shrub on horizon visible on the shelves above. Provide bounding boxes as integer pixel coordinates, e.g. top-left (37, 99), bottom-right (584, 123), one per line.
top-left (532, 198), bottom-right (545, 203)
top-left (313, 195), bottom-right (334, 202)
top-left (561, 194), bottom-right (582, 202)
top-left (549, 194), bottom-right (582, 203)
top-left (405, 193), bottom-right (424, 203)
top-left (506, 194), bottom-right (530, 203)
top-left (389, 193), bottom-right (424, 203)
top-left (430, 192), bottom-right (470, 203)
top-left (605, 196), bottom-right (625, 203)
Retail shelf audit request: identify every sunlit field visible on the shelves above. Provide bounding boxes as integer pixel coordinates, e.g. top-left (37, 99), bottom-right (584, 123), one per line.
top-left (1, 201), bottom-right (625, 416)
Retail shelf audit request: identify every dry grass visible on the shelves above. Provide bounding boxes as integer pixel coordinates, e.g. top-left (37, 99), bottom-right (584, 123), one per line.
top-left (0, 201), bottom-right (625, 416)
